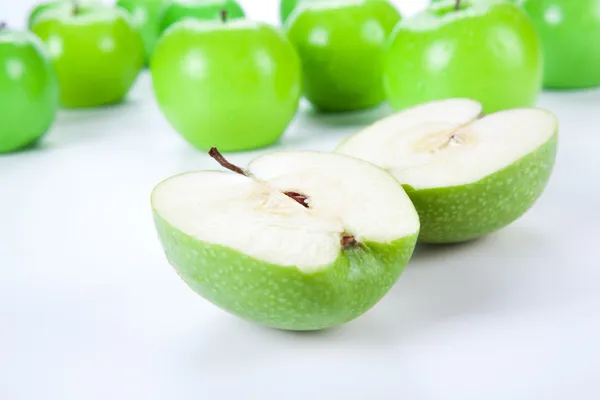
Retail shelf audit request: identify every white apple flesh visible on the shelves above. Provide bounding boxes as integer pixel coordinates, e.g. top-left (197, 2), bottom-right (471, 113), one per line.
top-left (336, 99), bottom-right (558, 243)
top-left (152, 150), bottom-right (420, 330)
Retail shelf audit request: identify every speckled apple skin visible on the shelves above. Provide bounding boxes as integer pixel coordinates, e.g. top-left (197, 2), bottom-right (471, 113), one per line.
top-left (152, 213), bottom-right (418, 331)
top-left (403, 134), bottom-right (557, 243)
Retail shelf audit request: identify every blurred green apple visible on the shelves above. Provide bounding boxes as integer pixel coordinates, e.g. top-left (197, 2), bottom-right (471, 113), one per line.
top-left (117, 0), bottom-right (171, 64)
top-left (151, 18), bottom-right (301, 152)
top-left (159, 0), bottom-right (244, 33)
top-left (385, 0), bottom-right (542, 113)
top-left (32, 3), bottom-right (145, 108)
top-left (285, 0), bottom-right (401, 112)
top-left (520, 0), bottom-right (600, 89)
top-left (0, 25), bottom-right (58, 153)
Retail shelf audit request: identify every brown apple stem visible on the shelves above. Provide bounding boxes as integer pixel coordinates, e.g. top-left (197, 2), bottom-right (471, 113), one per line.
top-left (220, 9), bottom-right (227, 23)
top-left (0, 22), bottom-right (6, 31)
top-left (341, 234), bottom-right (359, 248)
top-left (208, 147), bottom-right (248, 176)
top-left (72, 0), bottom-right (80, 15)
top-left (455, 0), bottom-right (461, 11)
top-left (208, 147), bottom-right (311, 208)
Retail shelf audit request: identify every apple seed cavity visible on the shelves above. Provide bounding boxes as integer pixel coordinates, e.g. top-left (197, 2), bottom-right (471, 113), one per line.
top-left (208, 148), bottom-right (362, 249)
top-left (208, 147), bottom-right (310, 209)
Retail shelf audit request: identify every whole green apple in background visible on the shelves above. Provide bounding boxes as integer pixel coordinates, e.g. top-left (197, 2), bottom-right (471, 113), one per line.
top-left (152, 149), bottom-right (420, 330)
top-left (520, 0), bottom-right (600, 89)
top-left (0, 25), bottom-right (58, 153)
top-left (385, 0), bottom-right (542, 114)
top-left (116, 0), bottom-right (171, 64)
top-left (279, 0), bottom-right (335, 24)
top-left (28, 0), bottom-right (64, 27)
top-left (285, 0), bottom-right (401, 112)
top-left (336, 99), bottom-right (558, 243)
top-left (151, 18), bottom-right (301, 152)
top-left (28, 0), bottom-right (102, 27)
top-left (32, 4), bottom-right (145, 108)
top-left (280, 0), bottom-right (299, 23)
top-left (159, 0), bottom-right (245, 33)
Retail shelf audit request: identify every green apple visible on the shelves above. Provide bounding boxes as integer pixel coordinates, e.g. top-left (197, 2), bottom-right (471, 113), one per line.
top-left (28, 0), bottom-right (64, 27)
top-left (151, 149), bottom-right (420, 330)
top-left (151, 18), bottom-right (301, 152)
top-left (336, 99), bottom-right (558, 244)
top-left (285, 0), bottom-right (401, 112)
top-left (116, 0), bottom-right (171, 64)
top-left (0, 25), bottom-right (58, 153)
top-left (27, 0), bottom-right (100, 27)
top-left (385, 0), bottom-right (542, 114)
top-left (31, 3), bottom-right (145, 108)
top-left (519, 0), bottom-right (600, 89)
top-left (279, 0), bottom-right (337, 24)
top-left (280, 0), bottom-right (299, 23)
top-left (159, 0), bottom-right (245, 33)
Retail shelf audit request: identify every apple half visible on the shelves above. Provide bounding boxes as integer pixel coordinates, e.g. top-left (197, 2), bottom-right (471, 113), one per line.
top-left (336, 99), bottom-right (558, 244)
top-left (151, 149), bottom-right (420, 330)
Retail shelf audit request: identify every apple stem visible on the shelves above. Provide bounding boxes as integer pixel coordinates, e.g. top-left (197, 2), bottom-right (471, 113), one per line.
top-left (220, 9), bottom-right (227, 23)
top-left (0, 22), bottom-right (6, 31)
top-left (208, 147), bottom-right (311, 208)
top-left (341, 234), bottom-right (359, 248)
top-left (72, 0), bottom-right (80, 15)
top-left (208, 147), bottom-right (248, 176)
top-left (455, 0), bottom-right (461, 11)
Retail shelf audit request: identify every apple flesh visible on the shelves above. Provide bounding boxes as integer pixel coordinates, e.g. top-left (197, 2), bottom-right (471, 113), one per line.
top-left (152, 150), bottom-right (420, 330)
top-left (384, 0), bottom-right (542, 114)
top-left (336, 99), bottom-right (558, 243)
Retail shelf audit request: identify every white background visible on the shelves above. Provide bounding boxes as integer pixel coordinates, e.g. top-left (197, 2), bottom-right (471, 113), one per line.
top-left (1, 1), bottom-right (600, 399)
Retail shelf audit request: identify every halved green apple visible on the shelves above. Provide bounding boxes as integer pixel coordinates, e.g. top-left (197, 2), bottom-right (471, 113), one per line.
top-left (336, 99), bottom-right (558, 243)
top-left (151, 149), bottom-right (420, 330)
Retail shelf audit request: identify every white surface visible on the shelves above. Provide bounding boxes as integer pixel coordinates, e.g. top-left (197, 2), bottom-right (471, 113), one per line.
top-left (2, 1), bottom-right (600, 399)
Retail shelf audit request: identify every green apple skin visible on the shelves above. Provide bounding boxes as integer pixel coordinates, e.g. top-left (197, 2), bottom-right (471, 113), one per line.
top-left (153, 213), bottom-right (417, 331)
top-left (402, 134), bottom-right (557, 243)
top-left (27, 0), bottom-right (101, 28)
top-left (385, 0), bottom-right (542, 114)
top-left (0, 29), bottom-right (58, 153)
top-left (159, 0), bottom-right (245, 33)
top-left (117, 0), bottom-right (171, 64)
top-left (520, 0), bottom-right (600, 89)
top-left (280, 0), bottom-right (298, 23)
top-left (31, 5), bottom-right (145, 108)
top-left (285, 0), bottom-right (401, 112)
top-left (28, 0), bottom-right (63, 28)
top-left (151, 20), bottom-right (302, 152)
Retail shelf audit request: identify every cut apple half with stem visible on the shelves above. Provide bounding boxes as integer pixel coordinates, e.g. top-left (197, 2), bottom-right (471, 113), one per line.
top-left (336, 98), bottom-right (558, 244)
top-left (151, 149), bottom-right (420, 331)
